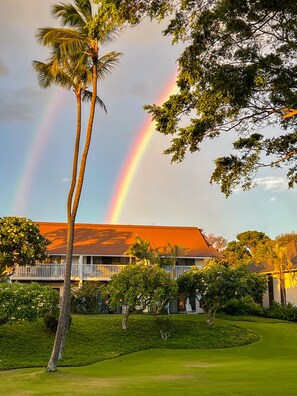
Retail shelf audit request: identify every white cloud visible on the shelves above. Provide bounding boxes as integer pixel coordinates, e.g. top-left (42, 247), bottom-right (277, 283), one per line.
top-left (254, 176), bottom-right (288, 192)
top-left (269, 197), bottom-right (277, 202)
top-left (61, 178), bottom-right (70, 183)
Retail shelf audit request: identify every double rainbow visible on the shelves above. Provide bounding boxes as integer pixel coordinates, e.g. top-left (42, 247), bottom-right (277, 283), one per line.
top-left (106, 73), bottom-right (178, 224)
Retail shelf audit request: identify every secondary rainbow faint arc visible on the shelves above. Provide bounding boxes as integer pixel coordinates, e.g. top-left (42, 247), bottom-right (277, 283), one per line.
top-left (12, 89), bottom-right (66, 215)
top-left (106, 73), bottom-right (178, 224)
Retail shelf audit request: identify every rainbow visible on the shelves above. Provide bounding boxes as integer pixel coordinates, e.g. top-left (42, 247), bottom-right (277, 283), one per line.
top-left (105, 72), bottom-right (178, 224)
top-left (12, 89), bottom-right (66, 215)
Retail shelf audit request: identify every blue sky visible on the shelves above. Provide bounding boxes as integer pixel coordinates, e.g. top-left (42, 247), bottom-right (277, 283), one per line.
top-left (0, 0), bottom-right (296, 242)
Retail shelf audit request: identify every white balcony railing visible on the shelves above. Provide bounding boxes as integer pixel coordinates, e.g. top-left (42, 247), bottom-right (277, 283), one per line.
top-left (11, 264), bottom-right (193, 281)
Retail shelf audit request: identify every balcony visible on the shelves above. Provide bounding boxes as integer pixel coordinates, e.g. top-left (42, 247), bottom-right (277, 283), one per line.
top-left (11, 264), bottom-right (194, 282)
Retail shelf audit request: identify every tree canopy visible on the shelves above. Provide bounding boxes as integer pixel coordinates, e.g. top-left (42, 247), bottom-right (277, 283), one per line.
top-left (178, 260), bottom-right (266, 324)
top-left (101, 263), bottom-right (177, 329)
top-left (0, 217), bottom-right (49, 279)
top-left (104, 0), bottom-right (297, 196)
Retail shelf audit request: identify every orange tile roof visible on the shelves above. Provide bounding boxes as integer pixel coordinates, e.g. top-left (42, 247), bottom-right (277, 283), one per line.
top-left (38, 222), bottom-right (221, 258)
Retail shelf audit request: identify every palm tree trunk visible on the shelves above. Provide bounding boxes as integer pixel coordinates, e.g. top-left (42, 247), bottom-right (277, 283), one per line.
top-left (46, 217), bottom-right (75, 371)
top-left (46, 57), bottom-right (98, 372)
top-left (46, 93), bottom-right (82, 372)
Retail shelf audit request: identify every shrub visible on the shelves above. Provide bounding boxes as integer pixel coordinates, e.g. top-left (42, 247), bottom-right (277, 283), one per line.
top-left (44, 313), bottom-right (72, 333)
top-left (71, 282), bottom-right (102, 314)
top-left (220, 296), bottom-right (264, 316)
top-left (154, 315), bottom-right (175, 340)
top-left (0, 282), bottom-right (59, 325)
top-left (264, 302), bottom-right (297, 322)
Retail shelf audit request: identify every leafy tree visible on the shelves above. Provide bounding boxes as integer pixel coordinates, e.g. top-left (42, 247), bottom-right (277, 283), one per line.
top-left (254, 241), bottom-right (295, 306)
top-left (35, 0), bottom-right (121, 371)
top-left (106, 0), bottom-right (297, 196)
top-left (0, 282), bottom-right (58, 326)
top-left (177, 260), bottom-right (266, 325)
top-left (223, 230), bottom-right (270, 266)
top-left (0, 217), bottom-right (49, 279)
top-left (71, 282), bottom-right (102, 314)
top-left (203, 233), bottom-right (227, 252)
top-left (100, 263), bottom-right (178, 330)
top-left (275, 232), bottom-right (297, 246)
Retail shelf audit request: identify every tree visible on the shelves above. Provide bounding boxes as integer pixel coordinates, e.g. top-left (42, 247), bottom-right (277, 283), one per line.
top-left (125, 237), bottom-right (160, 265)
top-left (223, 230), bottom-right (270, 267)
top-left (107, 0), bottom-right (297, 195)
top-left (35, 0), bottom-right (121, 372)
top-left (0, 217), bottom-right (49, 279)
top-left (203, 233), bottom-right (227, 252)
top-left (254, 241), bottom-right (295, 306)
top-left (275, 232), bottom-right (297, 246)
top-left (100, 263), bottom-right (178, 330)
top-left (161, 243), bottom-right (186, 278)
top-left (177, 260), bottom-right (266, 325)
top-left (71, 282), bottom-right (102, 314)
top-left (0, 282), bottom-right (58, 326)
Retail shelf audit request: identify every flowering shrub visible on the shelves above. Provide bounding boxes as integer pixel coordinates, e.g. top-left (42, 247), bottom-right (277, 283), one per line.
top-left (0, 282), bottom-right (59, 325)
top-left (178, 260), bottom-right (267, 325)
top-left (100, 263), bottom-right (178, 330)
top-left (0, 216), bottom-right (50, 278)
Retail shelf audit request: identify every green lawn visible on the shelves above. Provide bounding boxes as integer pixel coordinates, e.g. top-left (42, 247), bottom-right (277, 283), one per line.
top-left (1, 315), bottom-right (297, 395)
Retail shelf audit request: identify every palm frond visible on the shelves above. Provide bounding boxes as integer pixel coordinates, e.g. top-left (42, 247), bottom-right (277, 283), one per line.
top-left (52, 3), bottom-right (86, 29)
top-left (82, 90), bottom-right (107, 113)
top-left (97, 51), bottom-right (122, 79)
top-left (74, 0), bottom-right (92, 21)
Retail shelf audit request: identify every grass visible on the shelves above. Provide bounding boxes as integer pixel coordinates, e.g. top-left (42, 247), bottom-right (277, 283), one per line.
top-left (0, 314), bottom-right (257, 369)
top-left (1, 314), bottom-right (297, 395)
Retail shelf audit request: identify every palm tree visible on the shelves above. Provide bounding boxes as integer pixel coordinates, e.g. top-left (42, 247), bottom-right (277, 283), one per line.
top-left (265, 243), bottom-right (295, 306)
top-left (35, 0), bottom-right (121, 372)
top-left (125, 237), bottom-right (159, 265)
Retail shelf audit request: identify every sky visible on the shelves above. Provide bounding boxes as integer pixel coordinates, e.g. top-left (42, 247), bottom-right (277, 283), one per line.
top-left (0, 0), bottom-right (296, 242)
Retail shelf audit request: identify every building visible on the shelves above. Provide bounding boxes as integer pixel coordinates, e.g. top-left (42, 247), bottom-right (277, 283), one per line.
top-left (250, 240), bottom-right (297, 307)
top-left (11, 222), bottom-right (221, 313)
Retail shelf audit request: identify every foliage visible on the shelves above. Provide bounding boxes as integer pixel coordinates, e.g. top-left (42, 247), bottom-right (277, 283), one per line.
top-left (177, 261), bottom-right (267, 325)
top-left (100, 263), bottom-right (178, 329)
top-left (0, 217), bottom-right (50, 279)
top-left (125, 237), bottom-right (160, 265)
top-left (264, 301), bottom-right (297, 322)
top-left (71, 282), bottom-right (103, 314)
top-left (107, 0), bottom-right (297, 196)
top-left (0, 282), bottom-right (59, 326)
top-left (153, 315), bottom-right (175, 340)
top-left (220, 296), bottom-right (264, 317)
top-left (275, 232), bottom-right (297, 246)
top-left (254, 241), bottom-right (295, 305)
top-left (222, 230), bottom-right (270, 266)
top-left (203, 233), bottom-right (227, 251)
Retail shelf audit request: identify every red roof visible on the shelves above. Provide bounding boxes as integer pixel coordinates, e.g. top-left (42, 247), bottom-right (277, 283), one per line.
top-left (38, 222), bottom-right (221, 258)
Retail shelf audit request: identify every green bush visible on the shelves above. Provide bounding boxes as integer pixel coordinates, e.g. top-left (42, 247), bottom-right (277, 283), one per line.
top-left (220, 296), bottom-right (264, 316)
top-left (264, 302), bottom-right (297, 322)
top-left (71, 282), bottom-right (102, 314)
top-left (0, 282), bottom-right (59, 325)
top-left (154, 315), bottom-right (175, 340)
top-left (44, 313), bottom-right (72, 333)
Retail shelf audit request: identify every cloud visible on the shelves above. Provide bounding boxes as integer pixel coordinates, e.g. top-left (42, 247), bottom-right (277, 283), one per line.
top-left (0, 59), bottom-right (9, 76)
top-left (61, 178), bottom-right (70, 183)
top-left (254, 176), bottom-right (288, 192)
top-left (0, 87), bottom-right (45, 123)
top-left (269, 197), bottom-right (277, 202)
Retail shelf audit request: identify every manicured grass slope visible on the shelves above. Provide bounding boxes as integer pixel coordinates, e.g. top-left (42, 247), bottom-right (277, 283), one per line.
top-left (0, 314), bottom-right (257, 369)
top-left (2, 315), bottom-right (297, 395)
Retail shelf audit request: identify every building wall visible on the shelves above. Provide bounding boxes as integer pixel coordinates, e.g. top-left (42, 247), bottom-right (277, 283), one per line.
top-left (263, 273), bottom-right (297, 307)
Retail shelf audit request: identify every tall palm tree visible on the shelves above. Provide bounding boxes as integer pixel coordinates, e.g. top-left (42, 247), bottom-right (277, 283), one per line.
top-left (35, 0), bottom-right (121, 372)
